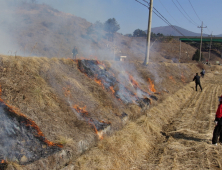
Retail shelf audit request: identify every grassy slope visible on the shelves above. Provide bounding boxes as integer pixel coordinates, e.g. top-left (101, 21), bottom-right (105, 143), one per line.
top-left (1, 3), bottom-right (222, 170)
top-left (73, 69), bottom-right (222, 170)
top-left (0, 54), bottom-right (207, 169)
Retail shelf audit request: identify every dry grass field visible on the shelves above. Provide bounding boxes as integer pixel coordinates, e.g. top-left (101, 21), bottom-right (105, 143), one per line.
top-left (1, 2), bottom-right (222, 170)
top-left (0, 54), bottom-right (221, 170)
top-left (72, 70), bottom-right (222, 170)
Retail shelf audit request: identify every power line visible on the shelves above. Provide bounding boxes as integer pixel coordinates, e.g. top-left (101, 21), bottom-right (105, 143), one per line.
top-left (135, 0), bottom-right (148, 8)
top-left (188, 0), bottom-right (211, 34)
top-left (188, 0), bottom-right (202, 22)
top-left (135, 0), bottom-right (199, 63)
top-left (140, 0), bottom-right (187, 37)
top-left (134, 0), bottom-right (200, 45)
top-left (153, 7), bottom-right (185, 36)
top-left (175, 0), bottom-right (199, 26)
top-left (171, 0), bottom-right (197, 26)
top-left (158, 0), bottom-right (180, 25)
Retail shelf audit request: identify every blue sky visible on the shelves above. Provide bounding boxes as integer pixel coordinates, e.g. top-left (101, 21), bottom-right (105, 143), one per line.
top-left (38, 0), bottom-right (221, 35)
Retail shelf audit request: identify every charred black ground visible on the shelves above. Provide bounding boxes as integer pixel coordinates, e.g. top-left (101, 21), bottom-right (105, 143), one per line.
top-left (77, 59), bottom-right (157, 107)
top-left (0, 101), bottom-right (61, 165)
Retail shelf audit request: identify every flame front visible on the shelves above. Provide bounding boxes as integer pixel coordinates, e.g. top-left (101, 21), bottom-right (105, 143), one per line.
top-left (0, 85), bottom-right (63, 148)
top-left (73, 105), bottom-right (88, 116)
top-left (148, 78), bottom-right (156, 93)
top-left (109, 86), bottom-right (115, 95)
top-left (90, 122), bottom-right (103, 140)
top-left (72, 105), bottom-right (104, 140)
top-left (94, 78), bottom-right (104, 89)
top-left (77, 59), bottom-right (156, 106)
top-left (128, 74), bottom-right (139, 88)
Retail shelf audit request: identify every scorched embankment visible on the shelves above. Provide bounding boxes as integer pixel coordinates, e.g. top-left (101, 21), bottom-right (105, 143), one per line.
top-left (0, 55), bottom-right (205, 169)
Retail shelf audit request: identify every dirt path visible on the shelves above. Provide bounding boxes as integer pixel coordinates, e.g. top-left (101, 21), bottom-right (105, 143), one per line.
top-left (144, 73), bottom-right (222, 170)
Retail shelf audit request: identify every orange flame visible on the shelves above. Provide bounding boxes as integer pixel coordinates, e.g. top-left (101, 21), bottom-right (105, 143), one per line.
top-left (148, 78), bottom-right (156, 93)
top-left (127, 73), bottom-right (151, 96)
top-left (72, 105), bottom-right (107, 140)
top-left (73, 105), bottom-right (88, 116)
top-left (0, 86), bottom-right (63, 148)
top-left (90, 122), bottom-right (103, 140)
top-left (128, 74), bottom-right (140, 88)
top-left (109, 86), bottom-right (115, 95)
top-left (1, 160), bottom-right (5, 164)
top-left (94, 78), bottom-right (103, 87)
top-left (95, 60), bottom-right (106, 68)
top-left (93, 73), bottom-right (105, 89)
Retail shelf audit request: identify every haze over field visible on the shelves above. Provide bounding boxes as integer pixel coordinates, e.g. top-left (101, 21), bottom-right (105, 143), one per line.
top-left (0, 1), bottom-right (222, 170)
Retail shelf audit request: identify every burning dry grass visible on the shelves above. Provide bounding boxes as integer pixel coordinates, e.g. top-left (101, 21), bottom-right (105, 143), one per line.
top-left (74, 83), bottom-right (195, 169)
top-left (0, 55), bottom-right (206, 169)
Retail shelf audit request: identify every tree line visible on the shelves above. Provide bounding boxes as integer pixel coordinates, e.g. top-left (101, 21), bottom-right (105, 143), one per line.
top-left (87, 18), bottom-right (120, 41)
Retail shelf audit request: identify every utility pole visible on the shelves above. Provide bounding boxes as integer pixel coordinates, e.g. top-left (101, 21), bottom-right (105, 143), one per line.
top-left (144, 0), bottom-right (153, 65)
top-left (208, 32), bottom-right (212, 62)
top-left (197, 22), bottom-right (207, 62)
top-left (179, 40), bottom-right (181, 63)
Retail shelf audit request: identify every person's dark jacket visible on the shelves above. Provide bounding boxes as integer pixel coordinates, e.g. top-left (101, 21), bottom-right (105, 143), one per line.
top-left (193, 75), bottom-right (200, 84)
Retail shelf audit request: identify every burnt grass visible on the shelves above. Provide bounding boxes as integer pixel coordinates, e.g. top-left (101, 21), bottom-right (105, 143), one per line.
top-left (0, 101), bottom-right (61, 165)
top-left (0, 55), bottom-right (205, 169)
top-left (0, 2), bottom-right (221, 169)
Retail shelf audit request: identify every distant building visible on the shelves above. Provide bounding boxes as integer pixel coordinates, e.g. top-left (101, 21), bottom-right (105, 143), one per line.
top-left (115, 56), bottom-right (127, 61)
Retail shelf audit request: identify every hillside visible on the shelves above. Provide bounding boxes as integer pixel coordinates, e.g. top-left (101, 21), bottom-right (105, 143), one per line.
top-left (1, 2), bottom-right (222, 64)
top-left (1, 2), bottom-right (222, 170)
top-left (151, 25), bottom-right (208, 37)
top-left (0, 55), bottom-right (221, 170)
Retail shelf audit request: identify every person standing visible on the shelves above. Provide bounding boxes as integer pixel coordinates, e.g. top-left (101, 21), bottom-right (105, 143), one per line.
top-left (72, 46), bottom-right (78, 59)
top-left (200, 68), bottom-right (205, 78)
top-left (193, 73), bottom-right (202, 91)
top-left (212, 95), bottom-right (222, 145)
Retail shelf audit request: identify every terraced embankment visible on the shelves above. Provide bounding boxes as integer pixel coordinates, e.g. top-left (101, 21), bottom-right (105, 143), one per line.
top-left (0, 55), bottom-right (220, 170)
top-left (72, 71), bottom-right (222, 170)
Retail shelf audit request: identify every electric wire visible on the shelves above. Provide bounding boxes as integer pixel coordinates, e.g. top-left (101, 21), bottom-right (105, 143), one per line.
top-left (139, 0), bottom-right (187, 37)
top-left (172, 0), bottom-right (197, 26)
top-left (134, 0), bottom-right (200, 46)
top-left (175, 0), bottom-right (199, 26)
top-left (188, 0), bottom-right (211, 34)
top-left (135, 0), bottom-right (199, 62)
top-left (158, 0), bottom-right (180, 25)
top-left (135, 0), bottom-right (148, 8)
top-left (153, 7), bottom-right (185, 36)
top-left (188, 0), bottom-right (202, 22)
